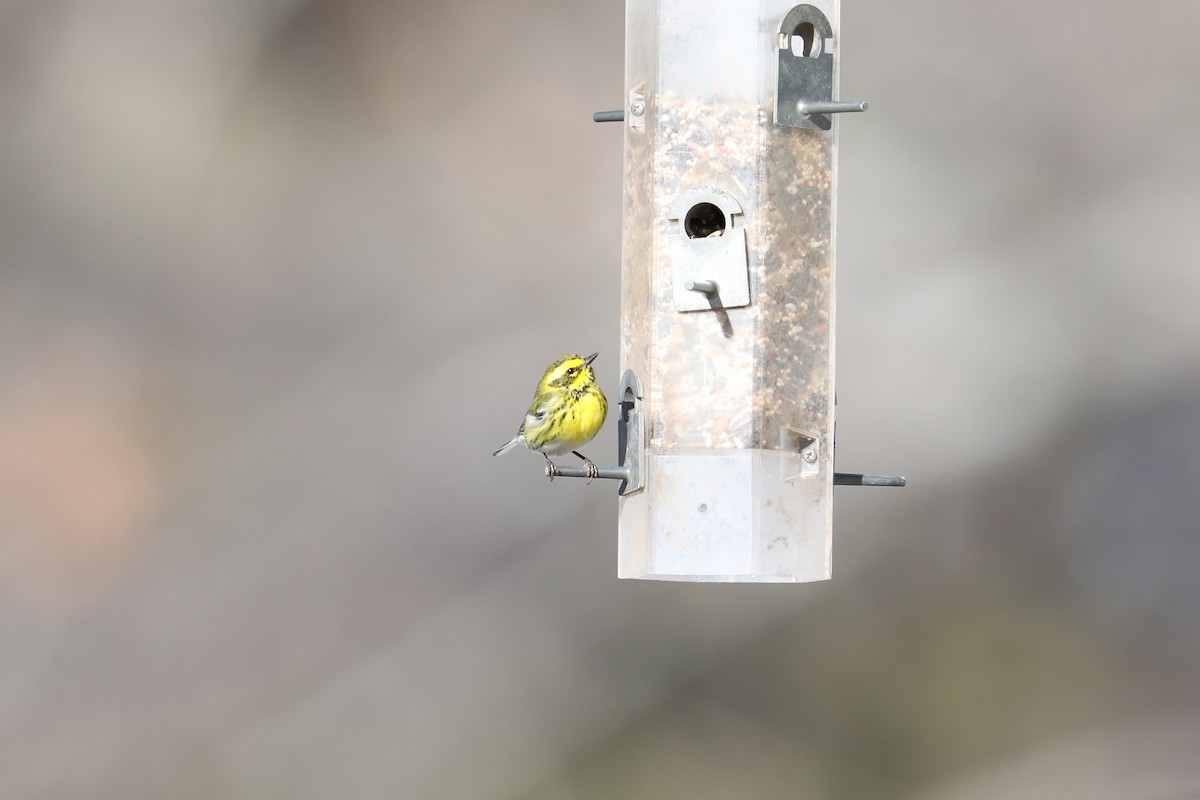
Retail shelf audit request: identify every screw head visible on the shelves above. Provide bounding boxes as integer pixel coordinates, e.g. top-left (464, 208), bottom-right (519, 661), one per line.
top-left (802, 447), bottom-right (818, 464)
top-left (630, 100), bottom-right (645, 116)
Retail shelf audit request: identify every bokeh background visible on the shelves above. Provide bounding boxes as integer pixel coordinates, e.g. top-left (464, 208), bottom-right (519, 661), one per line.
top-left (3, 0), bottom-right (1200, 797)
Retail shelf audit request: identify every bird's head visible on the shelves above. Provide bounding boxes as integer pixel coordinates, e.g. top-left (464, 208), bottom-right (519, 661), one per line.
top-left (540, 352), bottom-right (599, 394)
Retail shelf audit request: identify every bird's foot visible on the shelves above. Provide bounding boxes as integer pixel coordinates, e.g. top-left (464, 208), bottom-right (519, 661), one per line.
top-left (544, 458), bottom-right (560, 482)
top-left (583, 459), bottom-right (598, 484)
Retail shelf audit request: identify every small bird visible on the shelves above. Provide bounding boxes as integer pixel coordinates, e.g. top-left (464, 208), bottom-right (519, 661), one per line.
top-left (493, 352), bottom-right (608, 482)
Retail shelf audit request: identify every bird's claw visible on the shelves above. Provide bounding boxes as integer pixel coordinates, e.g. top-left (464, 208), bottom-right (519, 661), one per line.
top-left (545, 460), bottom-right (560, 482)
top-left (583, 459), bottom-right (598, 485)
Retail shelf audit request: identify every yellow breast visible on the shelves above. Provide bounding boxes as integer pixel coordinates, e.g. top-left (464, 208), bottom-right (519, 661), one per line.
top-left (560, 388), bottom-right (607, 447)
top-left (529, 387), bottom-right (608, 456)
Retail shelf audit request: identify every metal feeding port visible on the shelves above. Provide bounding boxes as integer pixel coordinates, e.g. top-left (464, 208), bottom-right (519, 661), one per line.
top-left (774, 4), bottom-right (869, 129)
top-left (574, 0), bottom-right (903, 582)
top-left (667, 187), bottom-right (750, 312)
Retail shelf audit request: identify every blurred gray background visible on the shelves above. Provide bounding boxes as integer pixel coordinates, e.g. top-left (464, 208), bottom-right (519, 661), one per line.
top-left (3, 0), bottom-right (1200, 797)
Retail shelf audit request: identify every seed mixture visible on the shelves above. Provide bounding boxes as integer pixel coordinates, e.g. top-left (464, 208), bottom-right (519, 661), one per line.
top-left (622, 92), bottom-right (835, 453)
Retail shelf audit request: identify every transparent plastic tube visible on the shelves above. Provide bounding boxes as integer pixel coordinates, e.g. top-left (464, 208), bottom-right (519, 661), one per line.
top-left (618, 0), bottom-right (840, 581)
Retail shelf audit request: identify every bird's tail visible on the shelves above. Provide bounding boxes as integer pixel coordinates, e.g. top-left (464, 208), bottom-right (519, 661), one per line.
top-left (492, 436), bottom-right (522, 457)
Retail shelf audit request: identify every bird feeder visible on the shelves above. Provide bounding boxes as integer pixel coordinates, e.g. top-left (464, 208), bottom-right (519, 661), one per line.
top-left (561, 0), bottom-right (903, 581)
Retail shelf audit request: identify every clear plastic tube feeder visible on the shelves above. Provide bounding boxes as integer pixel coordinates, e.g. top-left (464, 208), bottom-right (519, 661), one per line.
top-left (611, 0), bottom-right (869, 582)
top-left (575, 1), bottom-right (900, 580)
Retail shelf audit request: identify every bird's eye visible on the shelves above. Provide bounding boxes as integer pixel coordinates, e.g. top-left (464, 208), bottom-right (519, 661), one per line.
top-left (567, 367), bottom-right (578, 376)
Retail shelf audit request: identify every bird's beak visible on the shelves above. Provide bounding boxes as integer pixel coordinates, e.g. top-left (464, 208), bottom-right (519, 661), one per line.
top-left (584, 352), bottom-right (599, 366)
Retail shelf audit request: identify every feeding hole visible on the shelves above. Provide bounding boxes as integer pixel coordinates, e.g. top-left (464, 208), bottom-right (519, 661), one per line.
top-left (790, 22), bottom-right (821, 57)
top-left (684, 202), bottom-right (726, 239)
top-left (620, 387), bottom-right (637, 426)
top-left (618, 386), bottom-right (636, 464)
top-left (697, 503), bottom-right (708, 513)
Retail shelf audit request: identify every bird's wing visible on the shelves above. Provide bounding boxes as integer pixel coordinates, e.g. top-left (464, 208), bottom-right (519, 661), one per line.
top-left (494, 391), bottom-right (558, 457)
top-left (524, 389), bottom-right (560, 427)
